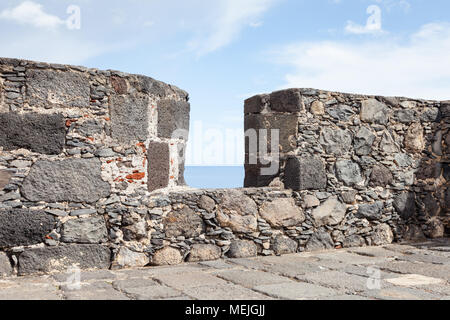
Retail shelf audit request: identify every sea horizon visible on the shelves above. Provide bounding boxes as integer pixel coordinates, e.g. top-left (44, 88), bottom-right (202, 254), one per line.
top-left (185, 166), bottom-right (245, 189)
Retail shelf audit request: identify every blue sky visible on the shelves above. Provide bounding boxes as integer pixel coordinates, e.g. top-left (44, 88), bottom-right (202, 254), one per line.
top-left (1, 0), bottom-right (449, 169)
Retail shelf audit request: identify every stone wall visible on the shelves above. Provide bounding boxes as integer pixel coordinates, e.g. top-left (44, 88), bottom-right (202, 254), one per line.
top-left (0, 58), bottom-right (448, 277)
top-left (244, 88), bottom-right (449, 245)
top-left (0, 57), bottom-right (189, 276)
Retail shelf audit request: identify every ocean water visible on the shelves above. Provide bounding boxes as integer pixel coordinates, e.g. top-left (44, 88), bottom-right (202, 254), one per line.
top-left (185, 166), bottom-right (244, 189)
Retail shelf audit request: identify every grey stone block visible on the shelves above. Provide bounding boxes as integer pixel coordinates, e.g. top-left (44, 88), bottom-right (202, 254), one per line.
top-left (110, 94), bottom-right (149, 142)
top-left (320, 127), bottom-right (353, 156)
top-left (269, 89), bottom-right (302, 112)
top-left (0, 209), bottom-right (56, 248)
top-left (61, 216), bottom-right (108, 244)
top-left (245, 113), bottom-right (298, 153)
top-left (26, 69), bottom-right (90, 108)
top-left (354, 127), bottom-right (376, 156)
top-left (335, 160), bottom-right (364, 187)
top-left (393, 192), bottom-right (416, 220)
top-left (0, 113), bottom-right (65, 155)
top-left (18, 244), bottom-right (111, 275)
top-left (305, 230), bottom-right (334, 251)
top-left (356, 201), bottom-right (384, 220)
top-left (148, 141), bottom-right (170, 192)
top-left (284, 156), bottom-right (327, 190)
top-left (360, 99), bottom-right (390, 125)
top-left (157, 99), bottom-right (190, 139)
top-left (21, 158), bottom-right (111, 203)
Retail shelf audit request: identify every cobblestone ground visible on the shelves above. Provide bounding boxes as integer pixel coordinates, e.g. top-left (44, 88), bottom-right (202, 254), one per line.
top-left (1, 239), bottom-right (448, 300)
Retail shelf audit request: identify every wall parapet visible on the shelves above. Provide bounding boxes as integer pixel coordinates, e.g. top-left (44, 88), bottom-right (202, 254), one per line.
top-left (244, 88), bottom-right (449, 244)
top-left (0, 60), bottom-right (448, 277)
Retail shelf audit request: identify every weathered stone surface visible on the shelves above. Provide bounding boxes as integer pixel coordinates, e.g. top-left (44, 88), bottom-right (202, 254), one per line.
top-left (320, 128), bottom-right (353, 156)
top-left (0, 252), bottom-right (12, 277)
top-left (370, 164), bottom-right (393, 187)
top-left (198, 195), bottom-right (216, 213)
top-left (305, 230), bottom-right (334, 251)
top-left (0, 113), bottom-right (65, 155)
top-left (371, 223), bottom-right (394, 246)
top-left (360, 99), bottom-right (389, 125)
top-left (110, 94), bottom-right (149, 142)
top-left (343, 235), bottom-right (366, 248)
top-left (395, 109), bottom-right (416, 123)
top-left (420, 107), bottom-right (440, 122)
top-left (217, 190), bottom-right (258, 233)
top-left (61, 216), bottom-right (108, 244)
top-left (157, 99), bottom-right (190, 139)
top-left (18, 244), bottom-right (111, 275)
top-left (244, 94), bottom-right (269, 114)
top-left (163, 207), bottom-right (204, 238)
top-left (341, 190), bottom-right (357, 204)
top-left (110, 76), bottom-right (128, 94)
top-left (259, 198), bottom-right (305, 228)
top-left (26, 69), bottom-right (90, 108)
top-left (310, 100), bottom-right (324, 115)
top-left (404, 123), bottom-right (425, 153)
top-left (77, 119), bottom-right (103, 136)
top-left (335, 160), bottom-right (364, 186)
top-left (148, 141), bottom-right (170, 192)
top-left (393, 192), bottom-right (416, 220)
top-left (245, 114), bottom-right (298, 153)
top-left (356, 202), bottom-right (384, 221)
top-left (111, 247), bottom-right (148, 269)
top-left (151, 247), bottom-right (183, 266)
top-left (227, 240), bottom-right (257, 258)
top-left (284, 156), bottom-right (327, 191)
top-left (270, 89), bottom-right (302, 112)
top-left (380, 131), bottom-right (399, 153)
top-left (0, 209), bottom-right (56, 248)
top-left (312, 197), bottom-right (347, 227)
top-left (326, 104), bottom-right (355, 121)
top-left (303, 195), bottom-right (320, 208)
top-left (0, 170), bottom-right (13, 190)
top-left (272, 236), bottom-right (298, 255)
top-left (394, 153), bottom-right (412, 168)
top-left (187, 244), bottom-right (222, 262)
top-left (21, 158), bottom-right (110, 203)
top-left (354, 127), bottom-right (376, 156)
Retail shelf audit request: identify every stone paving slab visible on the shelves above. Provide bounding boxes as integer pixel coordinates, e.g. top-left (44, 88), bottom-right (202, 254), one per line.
top-left (0, 241), bottom-right (448, 300)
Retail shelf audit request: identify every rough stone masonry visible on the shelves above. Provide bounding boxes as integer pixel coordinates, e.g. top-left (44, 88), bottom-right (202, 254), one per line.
top-left (0, 58), bottom-right (448, 278)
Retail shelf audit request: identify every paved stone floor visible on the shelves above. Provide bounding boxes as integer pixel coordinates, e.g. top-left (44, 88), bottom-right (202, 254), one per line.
top-left (0, 239), bottom-right (448, 300)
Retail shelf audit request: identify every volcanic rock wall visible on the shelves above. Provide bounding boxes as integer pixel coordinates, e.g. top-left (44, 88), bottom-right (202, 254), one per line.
top-left (0, 58), bottom-right (448, 277)
top-left (244, 88), bottom-right (449, 245)
top-left (0, 58), bottom-right (189, 276)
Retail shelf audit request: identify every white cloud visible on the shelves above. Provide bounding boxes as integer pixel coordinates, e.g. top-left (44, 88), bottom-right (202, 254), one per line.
top-left (271, 22), bottom-right (450, 100)
top-left (0, 1), bottom-right (63, 28)
top-left (188, 0), bottom-right (277, 55)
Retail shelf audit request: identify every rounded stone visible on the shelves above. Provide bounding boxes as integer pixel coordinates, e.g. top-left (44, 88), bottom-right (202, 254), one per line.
top-left (227, 240), bottom-right (257, 258)
top-left (151, 247), bottom-right (183, 266)
top-left (187, 244), bottom-right (222, 262)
